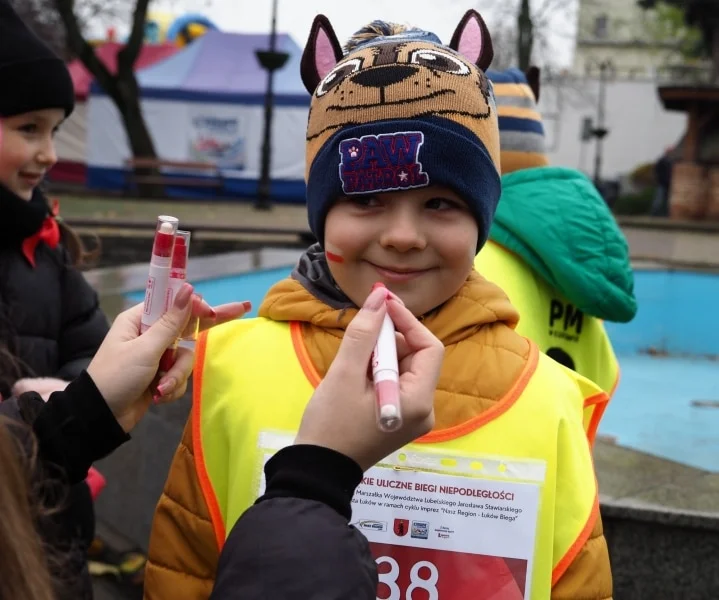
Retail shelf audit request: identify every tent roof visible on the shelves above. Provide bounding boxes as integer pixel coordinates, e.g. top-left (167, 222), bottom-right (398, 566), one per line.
top-left (69, 42), bottom-right (179, 101)
top-left (95, 31), bottom-right (310, 106)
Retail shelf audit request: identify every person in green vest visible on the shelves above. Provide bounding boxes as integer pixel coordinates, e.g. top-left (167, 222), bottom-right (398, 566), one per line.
top-left (475, 67), bottom-right (637, 442)
top-left (145, 12), bottom-right (613, 600)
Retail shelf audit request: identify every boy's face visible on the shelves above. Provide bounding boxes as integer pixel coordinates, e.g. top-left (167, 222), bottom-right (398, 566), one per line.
top-left (325, 185), bottom-right (478, 316)
top-left (0, 109), bottom-right (64, 200)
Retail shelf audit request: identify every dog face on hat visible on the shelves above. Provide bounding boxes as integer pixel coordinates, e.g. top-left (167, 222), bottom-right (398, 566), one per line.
top-left (301, 10), bottom-right (498, 178)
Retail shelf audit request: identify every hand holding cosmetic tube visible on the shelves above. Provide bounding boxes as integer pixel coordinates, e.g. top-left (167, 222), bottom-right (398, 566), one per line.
top-left (294, 285), bottom-right (444, 472)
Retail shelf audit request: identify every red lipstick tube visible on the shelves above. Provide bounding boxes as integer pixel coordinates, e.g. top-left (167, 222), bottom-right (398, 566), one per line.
top-left (140, 216), bottom-right (179, 335)
top-left (159, 230), bottom-right (192, 372)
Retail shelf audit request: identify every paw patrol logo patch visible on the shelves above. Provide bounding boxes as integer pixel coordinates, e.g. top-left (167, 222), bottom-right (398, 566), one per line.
top-left (338, 131), bottom-right (430, 195)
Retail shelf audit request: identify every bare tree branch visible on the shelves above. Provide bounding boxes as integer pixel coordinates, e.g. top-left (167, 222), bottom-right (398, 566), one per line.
top-left (49, 0), bottom-right (160, 167)
top-left (54, 0), bottom-right (118, 98)
top-left (118, 0), bottom-right (152, 72)
top-left (481, 0), bottom-right (587, 68)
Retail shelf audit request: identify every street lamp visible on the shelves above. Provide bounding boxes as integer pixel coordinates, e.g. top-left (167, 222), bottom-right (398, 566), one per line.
top-left (255, 0), bottom-right (289, 210)
top-left (591, 60), bottom-right (613, 187)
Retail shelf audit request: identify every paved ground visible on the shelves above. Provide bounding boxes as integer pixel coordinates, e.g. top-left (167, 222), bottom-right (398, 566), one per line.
top-left (57, 194), bottom-right (309, 232)
top-left (93, 578), bottom-right (143, 600)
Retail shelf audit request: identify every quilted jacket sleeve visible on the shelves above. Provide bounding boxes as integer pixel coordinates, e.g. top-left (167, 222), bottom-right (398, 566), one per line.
top-left (552, 511), bottom-right (613, 599)
top-left (144, 417), bottom-right (220, 600)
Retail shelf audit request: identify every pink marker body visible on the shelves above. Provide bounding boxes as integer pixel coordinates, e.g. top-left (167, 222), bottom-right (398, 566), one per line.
top-left (159, 231), bottom-right (191, 372)
top-left (372, 313), bottom-right (402, 432)
top-left (140, 216), bottom-right (179, 335)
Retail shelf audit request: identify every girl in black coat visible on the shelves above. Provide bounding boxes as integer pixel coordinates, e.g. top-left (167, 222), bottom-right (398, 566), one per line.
top-left (0, 1), bottom-right (109, 596)
top-left (0, 285), bottom-right (216, 600)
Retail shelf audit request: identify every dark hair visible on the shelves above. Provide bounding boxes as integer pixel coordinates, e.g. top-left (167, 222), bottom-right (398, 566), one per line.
top-left (57, 219), bottom-right (100, 269)
top-left (0, 416), bottom-right (55, 600)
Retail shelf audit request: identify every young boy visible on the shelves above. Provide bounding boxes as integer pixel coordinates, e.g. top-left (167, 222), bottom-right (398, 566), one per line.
top-left (145, 11), bottom-right (612, 599)
top-left (474, 67), bottom-right (637, 441)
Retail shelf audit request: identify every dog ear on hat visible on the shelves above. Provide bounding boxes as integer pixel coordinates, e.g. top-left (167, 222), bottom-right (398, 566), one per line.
top-left (449, 9), bottom-right (494, 71)
top-left (301, 14), bottom-right (344, 95)
top-left (525, 66), bottom-right (541, 101)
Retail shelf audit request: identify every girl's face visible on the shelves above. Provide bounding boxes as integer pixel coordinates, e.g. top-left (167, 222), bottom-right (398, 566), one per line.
top-left (324, 185), bottom-right (478, 316)
top-left (0, 109), bottom-right (64, 200)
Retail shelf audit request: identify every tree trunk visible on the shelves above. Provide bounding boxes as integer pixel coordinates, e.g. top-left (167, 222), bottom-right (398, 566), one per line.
top-left (54, 0), bottom-right (163, 197)
top-left (114, 72), bottom-right (165, 197)
top-left (517, 0), bottom-right (534, 72)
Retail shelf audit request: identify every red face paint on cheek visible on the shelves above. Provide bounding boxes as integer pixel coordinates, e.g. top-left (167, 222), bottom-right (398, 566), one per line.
top-left (325, 242), bottom-right (345, 263)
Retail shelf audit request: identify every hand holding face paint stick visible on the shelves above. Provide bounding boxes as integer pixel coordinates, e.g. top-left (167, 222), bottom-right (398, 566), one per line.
top-left (294, 285), bottom-right (443, 472)
top-left (143, 218), bottom-right (253, 374)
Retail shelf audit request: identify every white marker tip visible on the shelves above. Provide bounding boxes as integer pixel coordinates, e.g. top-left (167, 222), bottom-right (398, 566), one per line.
top-left (380, 405), bottom-right (398, 419)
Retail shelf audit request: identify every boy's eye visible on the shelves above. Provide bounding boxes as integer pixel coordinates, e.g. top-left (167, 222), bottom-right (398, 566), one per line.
top-left (426, 197), bottom-right (458, 210)
top-left (19, 124), bottom-right (39, 134)
top-left (351, 195), bottom-right (381, 208)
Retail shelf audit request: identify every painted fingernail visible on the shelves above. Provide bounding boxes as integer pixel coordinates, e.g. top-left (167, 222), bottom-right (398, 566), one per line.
top-left (364, 286), bottom-right (386, 310)
top-left (156, 378), bottom-right (177, 397)
top-left (372, 282), bottom-right (386, 291)
top-left (174, 284), bottom-right (193, 310)
top-left (242, 301), bottom-right (252, 312)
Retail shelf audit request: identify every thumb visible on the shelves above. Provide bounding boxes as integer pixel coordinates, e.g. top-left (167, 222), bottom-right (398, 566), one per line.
top-left (143, 283), bottom-right (194, 353)
top-left (334, 285), bottom-right (388, 372)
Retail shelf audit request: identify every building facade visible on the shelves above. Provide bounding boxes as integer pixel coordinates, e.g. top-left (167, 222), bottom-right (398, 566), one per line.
top-left (573, 0), bottom-right (685, 79)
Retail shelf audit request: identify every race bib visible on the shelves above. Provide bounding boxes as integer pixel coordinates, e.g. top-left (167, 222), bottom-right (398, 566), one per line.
top-left (256, 433), bottom-right (545, 600)
top-left (354, 460), bottom-right (543, 600)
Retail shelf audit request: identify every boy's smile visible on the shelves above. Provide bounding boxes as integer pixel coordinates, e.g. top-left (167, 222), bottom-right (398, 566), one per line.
top-left (365, 261), bottom-right (436, 283)
top-left (324, 185), bottom-right (478, 316)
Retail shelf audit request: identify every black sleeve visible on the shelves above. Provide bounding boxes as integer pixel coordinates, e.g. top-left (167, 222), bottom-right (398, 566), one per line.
top-left (29, 370), bottom-right (130, 485)
top-left (210, 445), bottom-right (378, 600)
top-left (56, 260), bottom-right (110, 380)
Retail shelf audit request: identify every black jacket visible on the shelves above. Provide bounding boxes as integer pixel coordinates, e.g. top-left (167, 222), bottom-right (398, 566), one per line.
top-left (211, 445), bottom-right (378, 599)
top-left (0, 184), bottom-right (109, 397)
top-left (0, 373), bottom-right (129, 600)
top-left (0, 240), bottom-right (109, 386)
top-left (2, 373), bottom-right (377, 600)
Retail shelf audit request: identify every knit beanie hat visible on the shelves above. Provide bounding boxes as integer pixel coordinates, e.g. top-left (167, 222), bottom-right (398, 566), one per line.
top-left (486, 66), bottom-right (548, 174)
top-left (0, 0), bottom-right (74, 118)
top-left (300, 9), bottom-right (501, 251)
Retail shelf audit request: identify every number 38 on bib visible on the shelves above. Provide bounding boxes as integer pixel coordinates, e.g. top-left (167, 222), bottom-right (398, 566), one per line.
top-left (351, 452), bottom-right (545, 600)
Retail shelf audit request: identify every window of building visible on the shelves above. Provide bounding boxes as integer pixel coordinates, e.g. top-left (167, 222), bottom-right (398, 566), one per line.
top-left (594, 14), bottom-right (608, 39)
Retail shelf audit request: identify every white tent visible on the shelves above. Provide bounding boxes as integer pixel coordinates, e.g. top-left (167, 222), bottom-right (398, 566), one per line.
top-left (50, 42), bottom-right (179, 184)
top-left (86, 31), bottom-right (309, 202)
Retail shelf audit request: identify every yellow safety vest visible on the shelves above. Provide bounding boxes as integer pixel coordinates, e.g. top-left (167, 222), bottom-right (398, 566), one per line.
top-left (475, 241), bottom-right (618, 443)
top-left (193, 318), bottom-right (605, 599)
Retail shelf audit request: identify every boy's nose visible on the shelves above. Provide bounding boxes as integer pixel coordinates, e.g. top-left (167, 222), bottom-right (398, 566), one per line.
top-left (380, 221), bottom-right (427, 252)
